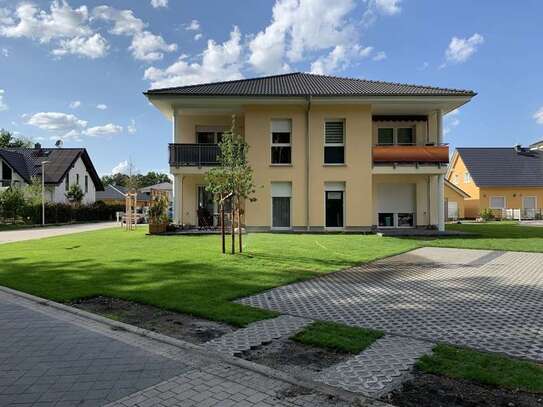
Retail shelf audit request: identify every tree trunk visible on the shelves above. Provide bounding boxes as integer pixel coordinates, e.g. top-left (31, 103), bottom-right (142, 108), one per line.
top-left (237, 197), bottom-right (242, 253)
top-left (230, 196), bottom-right (235, 254)
top-left (220, 202), bottom-right (225, 254)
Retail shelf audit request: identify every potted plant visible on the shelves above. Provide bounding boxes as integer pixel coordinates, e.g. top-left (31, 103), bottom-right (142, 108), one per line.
top-left (148, 194), bottom-right (169, 234)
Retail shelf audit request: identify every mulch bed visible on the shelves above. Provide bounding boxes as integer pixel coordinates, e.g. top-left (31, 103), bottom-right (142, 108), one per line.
top-left (70, 296), bottom-right (236, 344)
top-left (385, 370), bottom-right (543, 407)
top-left (241, 338), bottom-right (350, 380)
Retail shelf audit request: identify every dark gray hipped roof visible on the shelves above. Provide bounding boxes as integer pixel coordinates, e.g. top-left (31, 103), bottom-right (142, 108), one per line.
top-left (456, 148), bottom-right (543, 187)
top-left (145, 72), bottom-right (476, 97)
top-left (0, 147), bottom-right (103, 190)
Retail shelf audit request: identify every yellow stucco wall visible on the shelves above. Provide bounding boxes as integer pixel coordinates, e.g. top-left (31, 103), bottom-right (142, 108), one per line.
top-left (444, 183), bottom-right (466, 219)
top-left (479, 188), bottom-right (543, 210)
top-left (447, 154), bottom-right (480, 218)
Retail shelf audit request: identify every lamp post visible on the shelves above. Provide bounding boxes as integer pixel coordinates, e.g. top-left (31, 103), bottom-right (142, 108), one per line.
top-left (41, 161), bottom-right (50, 226)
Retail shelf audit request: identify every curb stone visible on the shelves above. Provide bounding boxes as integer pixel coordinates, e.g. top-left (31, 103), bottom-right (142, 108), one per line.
top-left (0, 285), bottom-right (394, 407)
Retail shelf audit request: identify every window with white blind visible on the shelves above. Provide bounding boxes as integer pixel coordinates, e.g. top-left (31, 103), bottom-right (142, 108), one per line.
top-left (490, 196), bottom-right (506, 209)
top-left (324, 120), bottom-right (345, 164)
top-left (271, 119), bottom-right (292, 165)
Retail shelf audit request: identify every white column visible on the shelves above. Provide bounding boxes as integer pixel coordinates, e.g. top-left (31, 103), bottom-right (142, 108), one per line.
top-left (436, 109), bottom-right (443, 145)
top-left (437, 174), bottom-right (445, 231)
top-left (173, 174), bottom-right (183, 225)
top-left (172, 108), bottom-right (177, 143)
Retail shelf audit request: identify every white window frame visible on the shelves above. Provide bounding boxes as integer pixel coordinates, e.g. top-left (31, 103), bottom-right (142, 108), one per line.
top-left (270, 182), bottom-right (292, 230)
top-left (377, 126), bottom-right (416, 146)
top-left (489, 196), bottom-right (506, 209)
top-left (270, 119), bottom-right (292, 165)
top-left (324, 119), bottom-right (345, 165)
top-left (523, 196), bottom-right (537, 209)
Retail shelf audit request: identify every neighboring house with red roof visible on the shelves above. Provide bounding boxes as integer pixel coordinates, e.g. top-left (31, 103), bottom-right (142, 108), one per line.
top-left (0, 144), bottom-right (104, 205)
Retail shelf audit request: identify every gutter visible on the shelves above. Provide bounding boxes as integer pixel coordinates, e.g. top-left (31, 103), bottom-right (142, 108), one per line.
top-left (305, 95), bottom-right (312, 230)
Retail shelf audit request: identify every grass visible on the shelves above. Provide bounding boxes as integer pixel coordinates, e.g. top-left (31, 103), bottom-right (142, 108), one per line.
top-left (418, 344), bottom-right (543, 393)
top-left (419, 221), bottom-right (543, 253)
top-left (0, 228), bottom-right (418, 326)
top-left (291, 321), bottom-right (383, 353)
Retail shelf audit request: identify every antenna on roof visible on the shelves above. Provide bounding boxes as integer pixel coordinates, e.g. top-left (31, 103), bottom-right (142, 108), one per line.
top-left (55, 139), bottom-right (63, 148)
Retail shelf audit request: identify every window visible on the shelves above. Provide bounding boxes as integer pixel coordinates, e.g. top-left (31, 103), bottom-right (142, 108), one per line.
top-left (271, 119), bottom-right (291, 165)
top-left (65, 173), bottom-right (69, 191)
top-left (324, 120), bottom-right (345, 164)
top-left (378, 213), bottom-right (394, 227)
top-left (196, 126), bottom-right (226, 144)
top-left (377, 128), bottom-right (394, 145)
top-left (271, 182), bottom-right (291, 228)
top-left (377, 127), bottom-right (416, 145)
top-left (464, 172), bottom-right (471, 183)
top-left (76, 174), bottom-right (80, 185)
top-left (490, 196), bottom-right (506, 209)
top-left (84, 175), bottom-right (89, 193)
top-left (397, 128), bottom-right (414, 145)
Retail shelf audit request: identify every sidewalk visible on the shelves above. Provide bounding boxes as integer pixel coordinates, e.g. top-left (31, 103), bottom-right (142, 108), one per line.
top-left (0, 222), bottom-right (116, 244)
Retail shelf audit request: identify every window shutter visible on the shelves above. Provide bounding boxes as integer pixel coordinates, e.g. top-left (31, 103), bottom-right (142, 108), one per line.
top-left (325, 121), bottom-right (344, 144)
top-left (271, 119), bottom-right (291, 133)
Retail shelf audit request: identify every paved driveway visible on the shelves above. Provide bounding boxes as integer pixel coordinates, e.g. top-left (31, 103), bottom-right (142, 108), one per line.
top-left (239, 247), bottom-right (543, 362)
top-left (0, 222), bottom-right (116, 244)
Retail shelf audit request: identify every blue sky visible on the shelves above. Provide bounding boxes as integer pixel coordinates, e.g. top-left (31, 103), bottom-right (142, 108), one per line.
top-left (0, 0), bottom-right (542, 175)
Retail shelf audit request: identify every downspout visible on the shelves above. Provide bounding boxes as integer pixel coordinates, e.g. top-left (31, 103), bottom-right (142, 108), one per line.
top-left (305, 95), bottom-right (312, 231)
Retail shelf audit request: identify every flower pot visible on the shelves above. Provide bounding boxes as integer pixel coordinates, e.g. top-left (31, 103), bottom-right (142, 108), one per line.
top-left (149, 223), bottom-right (168, 234)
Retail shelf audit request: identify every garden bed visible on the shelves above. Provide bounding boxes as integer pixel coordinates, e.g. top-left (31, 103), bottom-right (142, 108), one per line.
top-left (386, 370), bottom-right (543, 407)
top-left (70, 296), bottom-right (236, 344)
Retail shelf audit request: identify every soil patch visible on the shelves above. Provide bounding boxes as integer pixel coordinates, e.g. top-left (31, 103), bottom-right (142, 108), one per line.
top-left (242, 338), bottom-right (350, 380)
top-left (70, 296), bottom-right (236, 344)
top-left (385, 370), bottom-right (543, 407)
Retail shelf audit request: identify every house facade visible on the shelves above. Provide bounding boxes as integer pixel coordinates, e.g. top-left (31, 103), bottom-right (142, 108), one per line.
top-left (444, 179), bottom-right (470, 220)
top-left (146, 73), bottom-right (476, 231)
top-left (0, 145), bottom-right (103, 204)
top-left (447, 147), bottom-right (543, 219)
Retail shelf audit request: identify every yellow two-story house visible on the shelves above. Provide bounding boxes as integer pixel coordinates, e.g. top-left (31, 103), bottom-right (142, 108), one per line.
top-left (145, 73), bottom-right (476, 232)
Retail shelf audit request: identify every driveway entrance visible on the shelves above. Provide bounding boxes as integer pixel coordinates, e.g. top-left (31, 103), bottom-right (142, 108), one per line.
top-left (239, 247), bottom-right (543, 362)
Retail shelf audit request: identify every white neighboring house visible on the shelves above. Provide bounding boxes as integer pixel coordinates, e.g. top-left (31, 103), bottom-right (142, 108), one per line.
top-left (0, 144), bottom-right (104, 204)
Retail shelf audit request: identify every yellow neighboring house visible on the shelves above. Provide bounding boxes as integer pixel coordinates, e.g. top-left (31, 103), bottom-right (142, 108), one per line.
top-left (447, 147), bottom-right (543, 219)
top-left (444, 179), bottom-right (470, 220)
top-left (146, 72), bottom-right (476, 231)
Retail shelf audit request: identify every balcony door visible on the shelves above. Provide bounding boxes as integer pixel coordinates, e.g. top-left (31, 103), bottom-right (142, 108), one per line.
top-left (377, 183), bottom-right (416, 228)
top-left (196, 125), bottom-right (227, 144)
top-left (271, 182), bottom-right (291, 229)
top-left (197, 186), bottom-right (215, 227)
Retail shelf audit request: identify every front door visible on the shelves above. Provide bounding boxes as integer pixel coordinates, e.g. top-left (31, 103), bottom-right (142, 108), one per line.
top-left (325, 191), bottom-right (343, 228)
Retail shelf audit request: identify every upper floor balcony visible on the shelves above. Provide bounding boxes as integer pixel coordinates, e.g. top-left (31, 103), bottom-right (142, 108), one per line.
top-left (372, 144), bottom-right (449, 174)
top-left (169, 143), bottom-right (220, 168)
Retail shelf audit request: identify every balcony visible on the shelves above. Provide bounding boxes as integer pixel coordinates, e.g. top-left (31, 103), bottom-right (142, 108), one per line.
top-left (169, 144), bottom-right (220, 167)
top-left (373, 144), bottom-right (449, 164)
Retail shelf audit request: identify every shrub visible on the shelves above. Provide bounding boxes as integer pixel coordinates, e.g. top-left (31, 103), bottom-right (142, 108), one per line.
top-left (480, 208), bottom-right (495, 222)
top-left (0, 187), bottom-right (26, 223)
top-left (148, 194), bottom-right (169, 225)
top-left (19, 202), bottom-right (124, 224)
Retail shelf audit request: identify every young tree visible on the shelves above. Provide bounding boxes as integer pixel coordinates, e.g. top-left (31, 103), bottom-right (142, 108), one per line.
top-left (65, 184), bottom-right (84, 206)
top-left (205, 115), bottom-right (256, 254)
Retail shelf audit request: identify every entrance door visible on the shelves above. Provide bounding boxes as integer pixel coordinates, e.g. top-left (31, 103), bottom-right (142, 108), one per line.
top-left (325, 191), bottom-right (344, 228)
top-left (197, 186), bottom-right (215, 226)
top-left (448, 201), bottom-right (459, 220)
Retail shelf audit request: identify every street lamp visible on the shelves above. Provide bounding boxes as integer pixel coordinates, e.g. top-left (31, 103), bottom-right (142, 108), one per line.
top-left (41, 161), bottom-right (50, 226)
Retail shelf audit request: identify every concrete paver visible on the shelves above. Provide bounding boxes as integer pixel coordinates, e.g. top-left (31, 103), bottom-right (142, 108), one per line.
top-left (0, 222), bottom-right (116, 244)
top-left (239, 247), bottom-right (543, 362)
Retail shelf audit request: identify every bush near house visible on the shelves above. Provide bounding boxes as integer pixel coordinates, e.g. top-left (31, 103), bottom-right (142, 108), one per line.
top-left (18, 202), bottom-right (125, 224)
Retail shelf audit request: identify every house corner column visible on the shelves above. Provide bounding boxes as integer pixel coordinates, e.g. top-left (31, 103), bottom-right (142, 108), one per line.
top-left (173, 174), bottom-right (183, 225)
top-left (437, 174), bottom-right (445, 231)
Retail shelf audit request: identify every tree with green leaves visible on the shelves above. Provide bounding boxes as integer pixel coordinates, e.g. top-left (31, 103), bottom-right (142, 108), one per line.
top-left (205, 115), bottom-right (256, 254)
top-left (0, 186), bottom-right (26, 223)
top-left (65, 184), bottom-right (84, 206)
top-left (0, 129), bottom-right (32, 148)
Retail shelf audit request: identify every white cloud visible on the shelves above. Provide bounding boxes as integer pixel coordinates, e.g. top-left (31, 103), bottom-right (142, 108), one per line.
top-left (84, 123), bottom-right (123, 137)
top-left (127, 119), bottom-right (137, 134)
top-left (194, 33), bottom-right (203, 41)
top-left (311, 44), bottom-right (372, 75)
top-left (444, 33), bottom-right (484, 65)
top-left (185, 19), bottom-right (200, 31)
top-left (372, 51), bottom-right (386, 61)
top-left (534, 107), bottom-right (543, 125)
top-left (52, 33), bottom-right (108, 58)
top-left (69, 100), bottom-right (81, 109)
top-left (144, 26), bottom-right (243, 88)
top-left (96, 104), bottom-right (107, 110)
top-left (93, 5), bottom-right (177, 62)
top-left (373, 0), bottom-right (401, 15)
top-left (1, 47), bottom-right (8, 57)
top-left (130, 31), bottom-right (177, 61)
top-left (111, 160), bottom-right (129, 175)
top-left (150, 0), bottom-right (168, 8)
top-left (249, 0), bottom-right (371, 75)
top-left (0, 89), bottom-right (7, 111)
top-left (25, 112), bottom-right (88, 140)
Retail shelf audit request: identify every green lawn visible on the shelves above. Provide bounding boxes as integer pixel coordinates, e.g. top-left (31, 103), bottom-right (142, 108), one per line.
top-left (291, 321), bottom-right (383, 353)
top-left (418, 344), bottom-right (543, 393)
top-left (0, 228), bottom-right (417, 326)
